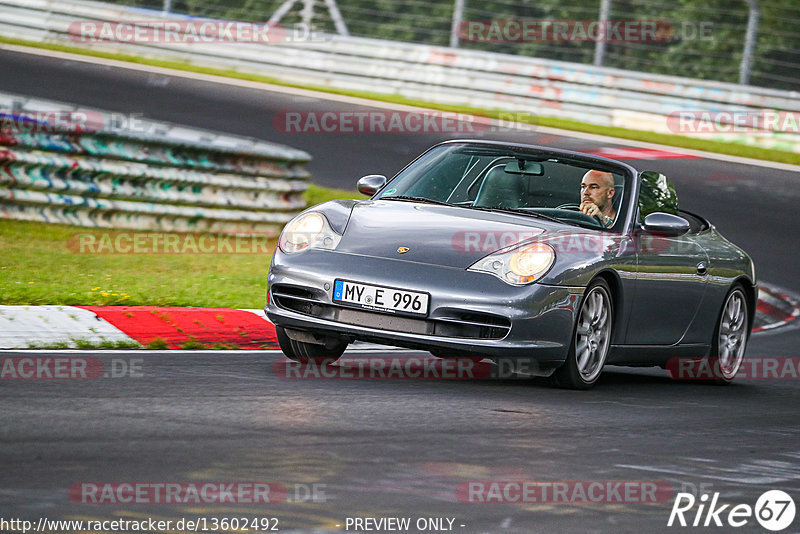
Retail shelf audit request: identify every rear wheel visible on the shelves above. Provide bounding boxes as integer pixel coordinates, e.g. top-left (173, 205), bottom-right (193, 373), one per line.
top-left (553, 279), bottom-right (613, 390)
top-left (707, 285), bottom-right (749, 384)
top-left (275, 326), bottom-right (346, 365)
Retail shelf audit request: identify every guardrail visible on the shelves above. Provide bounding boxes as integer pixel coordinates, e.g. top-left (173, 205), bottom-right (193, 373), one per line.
top-left (0, 91), bottom-right (310, 234)
top-left (1, 0), bottom-right (799, 152)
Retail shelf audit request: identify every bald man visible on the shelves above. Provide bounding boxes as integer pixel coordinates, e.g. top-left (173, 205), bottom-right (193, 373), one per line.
top-left (580, 170), bottom-right (616, 228)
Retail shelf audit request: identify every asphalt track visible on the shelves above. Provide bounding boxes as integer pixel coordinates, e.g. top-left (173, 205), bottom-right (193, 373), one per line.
top-left (1, 48), bottom-right (800, 533)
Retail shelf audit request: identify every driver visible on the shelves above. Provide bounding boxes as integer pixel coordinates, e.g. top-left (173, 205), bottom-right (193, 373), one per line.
top-left (580, 170), bottom-right (616, 228)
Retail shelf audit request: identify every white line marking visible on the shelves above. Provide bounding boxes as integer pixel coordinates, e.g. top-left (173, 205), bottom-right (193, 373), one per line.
top-left (0, 348), bottom-right (416, 355)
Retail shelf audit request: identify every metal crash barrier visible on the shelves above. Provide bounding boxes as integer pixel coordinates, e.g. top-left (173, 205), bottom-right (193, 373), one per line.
top-left (1, 0), bottom-right (800, 151)
top-left (0, 92), bottom-right (310, 234)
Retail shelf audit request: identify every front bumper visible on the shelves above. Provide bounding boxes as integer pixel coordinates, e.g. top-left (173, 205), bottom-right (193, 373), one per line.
top-left (266, 249), bottom-right (583, 366)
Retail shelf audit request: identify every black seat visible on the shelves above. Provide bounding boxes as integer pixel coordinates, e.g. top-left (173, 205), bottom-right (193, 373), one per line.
top-left (473, 167), bottom-right (526, 209)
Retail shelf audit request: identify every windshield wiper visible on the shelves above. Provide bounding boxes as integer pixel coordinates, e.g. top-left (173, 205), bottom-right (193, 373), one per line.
top-left (381, 195), bottom-right (453, 206)
top-left (469, 205), bottom-right (577, 226)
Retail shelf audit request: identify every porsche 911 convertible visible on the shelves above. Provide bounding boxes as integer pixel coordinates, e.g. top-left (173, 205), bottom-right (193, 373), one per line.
top-left (265, 140), bottom-right (755, 389)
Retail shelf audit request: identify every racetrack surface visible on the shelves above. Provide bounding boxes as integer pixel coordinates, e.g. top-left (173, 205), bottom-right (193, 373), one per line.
top-left (1, 48), bottom-right (800, 533)
top-left (2, 349), bottom-right (800, 533)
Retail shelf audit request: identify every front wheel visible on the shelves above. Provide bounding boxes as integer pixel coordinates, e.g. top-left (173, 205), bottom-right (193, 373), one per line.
top-left (552, 279), bottom-right (613, 389)
top-left (276, 326), bottom-right (346, 365)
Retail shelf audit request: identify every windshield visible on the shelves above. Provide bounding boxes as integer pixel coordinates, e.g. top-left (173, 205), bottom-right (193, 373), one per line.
top-left (377, 143), bottom-right (628, 230)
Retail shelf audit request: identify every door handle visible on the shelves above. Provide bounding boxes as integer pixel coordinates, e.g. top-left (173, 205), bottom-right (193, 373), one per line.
top-left (696, 262), bottom-right (707, 275)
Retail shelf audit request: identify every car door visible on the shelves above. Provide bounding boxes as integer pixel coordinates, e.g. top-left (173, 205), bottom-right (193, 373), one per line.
top-left (623, 172), bottom-right (709, 346)
top-left (625, 228), bottom-right (709, 345)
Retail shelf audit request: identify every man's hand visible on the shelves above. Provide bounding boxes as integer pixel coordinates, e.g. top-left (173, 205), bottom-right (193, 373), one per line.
top-left (580, 200), bottom-right (602, 218)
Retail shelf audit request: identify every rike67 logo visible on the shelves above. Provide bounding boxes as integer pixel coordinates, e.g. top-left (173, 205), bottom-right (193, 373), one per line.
top-left (668, 490), bottom-right (796, 531)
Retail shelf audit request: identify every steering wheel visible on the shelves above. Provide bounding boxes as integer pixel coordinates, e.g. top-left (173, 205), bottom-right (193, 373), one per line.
top-left (555, 203), bottom-right (605, 227)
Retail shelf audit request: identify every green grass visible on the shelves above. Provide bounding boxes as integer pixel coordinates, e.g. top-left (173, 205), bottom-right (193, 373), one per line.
top-left (24, 340), bottom-right (72, 350)
top-left (74, 338), bottom-right (143, 349)
top-left (26, 338), bottom-right (143, 349)
top-left (0, 185), bottom-right (364, 309)
top-left (306, 183), bottom-right (367, 205)
top-left (2, 35), bottom-right (799, 165)
top-left (0, 218), bottom-right (273, 308)
top-left (180, 336), bottom-right (207, 350)
top-left (146, 337), bottom-right (168, 350)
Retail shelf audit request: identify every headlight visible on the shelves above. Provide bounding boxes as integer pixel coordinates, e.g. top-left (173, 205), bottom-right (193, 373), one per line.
top-left (278, 212), bottom-right (341, 253)
top-left (468, 242), bottom-right (555, 285)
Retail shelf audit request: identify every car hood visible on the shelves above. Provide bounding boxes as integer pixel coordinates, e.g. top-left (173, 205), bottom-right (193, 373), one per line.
top-left (334, 200), bottom-right (548, 268)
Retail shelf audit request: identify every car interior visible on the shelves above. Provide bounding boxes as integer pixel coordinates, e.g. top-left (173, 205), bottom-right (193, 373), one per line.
top-left (385, 147), bottom-right (628, 230)
top-left (465, 158), bottom-right (625, 228)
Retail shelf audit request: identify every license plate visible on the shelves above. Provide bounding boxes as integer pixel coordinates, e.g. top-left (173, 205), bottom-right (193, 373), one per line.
top-left (333, 279), bottom-right (429, 317)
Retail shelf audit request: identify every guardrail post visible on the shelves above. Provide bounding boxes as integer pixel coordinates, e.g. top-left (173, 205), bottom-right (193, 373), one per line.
top-left (270, 0), bottom-right (349, 35)
top-left (593, 0), bottom-right (611, 66)
top-left (301, 0), bottom-right (314, 29)
top-left (323, 0), bottom-right (350, 36)
top-left (450, 0), bottom-right (466, 48)
top-left (739, 0), bottom-right (760, 86)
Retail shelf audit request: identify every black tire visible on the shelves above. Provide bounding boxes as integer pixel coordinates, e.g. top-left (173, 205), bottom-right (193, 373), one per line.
top-left (275, 326), bottom-right (346, 365)
top-left (552, 278), bottom-right (613, 390)
top-left (706, 285), bottom-right (750, 385)
top-left (275, 326), bottom-right (298, 359)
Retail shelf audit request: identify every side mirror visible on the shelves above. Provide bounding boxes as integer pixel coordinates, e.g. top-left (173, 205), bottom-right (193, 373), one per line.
top-left (357, 174), bottom-right (387, 196)
top-left (642, 212), bottom-right (690, 237)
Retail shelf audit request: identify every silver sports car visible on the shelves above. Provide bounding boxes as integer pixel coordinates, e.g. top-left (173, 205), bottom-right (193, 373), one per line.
top-left (266, 140), bottom-right (756, 389)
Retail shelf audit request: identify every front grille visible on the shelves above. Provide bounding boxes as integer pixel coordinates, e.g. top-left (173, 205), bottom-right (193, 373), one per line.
top-left (270, 285), bottom-right (325, 316)
top-left (338, 308), bottom-right (429, 335)
top-left (433, 311), bottom-right (511, 340)
top-left (271, 284), bottom-right (510, 340)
